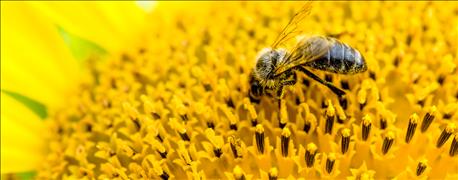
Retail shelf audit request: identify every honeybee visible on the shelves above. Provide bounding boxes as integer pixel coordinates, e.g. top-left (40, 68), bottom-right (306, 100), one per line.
top-left (249, 2), bottom-right (367, 104)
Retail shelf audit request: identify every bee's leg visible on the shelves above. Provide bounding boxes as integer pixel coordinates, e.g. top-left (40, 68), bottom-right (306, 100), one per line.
top-left (249, 74), bottom-right (263, 103)
top-left (275, 73), bottom-right (297, 109)
top-left (249, 86), bottom-right (263, 104)
top-left (275, 86), bottom-right (285, 108)
top-left (282, 72), bottom-right (297, 86)
top-left (249, 90), bottom-right (262, 104)
top-left (297, 66), bottom-right (346, 97)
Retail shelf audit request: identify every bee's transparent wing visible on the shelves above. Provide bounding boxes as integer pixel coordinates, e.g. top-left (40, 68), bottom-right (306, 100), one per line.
top-left (274, 36), bottom-right (333, 75)
top-left (271, 1), bottom-right (313, 49)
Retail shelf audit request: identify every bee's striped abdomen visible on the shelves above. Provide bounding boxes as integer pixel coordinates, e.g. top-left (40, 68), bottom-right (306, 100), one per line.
top-left (305, 39), bottom-right (367, 74)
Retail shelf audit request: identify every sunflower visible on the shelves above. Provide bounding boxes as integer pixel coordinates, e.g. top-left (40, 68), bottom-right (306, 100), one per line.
top-left (1, 1), bottom-right (457, 179)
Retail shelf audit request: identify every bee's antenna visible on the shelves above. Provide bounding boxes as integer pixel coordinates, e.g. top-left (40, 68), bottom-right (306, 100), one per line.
top-left (296, 66), bottom-right (346, 97)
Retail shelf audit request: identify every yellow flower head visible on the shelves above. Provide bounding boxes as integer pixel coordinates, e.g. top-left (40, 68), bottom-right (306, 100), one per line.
top-left (1, 1), bottom-right (458, 179)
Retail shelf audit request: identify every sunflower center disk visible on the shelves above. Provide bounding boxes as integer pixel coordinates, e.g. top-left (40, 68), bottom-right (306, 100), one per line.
top-left (38, 2), bottom-right (458, 179)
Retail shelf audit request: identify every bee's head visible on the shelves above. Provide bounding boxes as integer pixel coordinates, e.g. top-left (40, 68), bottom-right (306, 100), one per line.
top-left (254, 48), bottom-right (286, 80)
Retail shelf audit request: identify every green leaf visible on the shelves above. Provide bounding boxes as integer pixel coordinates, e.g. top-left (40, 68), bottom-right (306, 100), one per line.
top-left (2, 90), bottom-right (48, 119)
top-left (57, 26), bottom-right (106, 61)
top-left (15, 171), bottom-right (37, 180)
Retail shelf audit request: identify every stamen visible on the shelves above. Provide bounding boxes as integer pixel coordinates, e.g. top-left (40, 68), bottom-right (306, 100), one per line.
top-left (339, 96), bottom-right (348, 110)
top-left (393, 55), bottom-right (401, 66)
top-left (121, 144), bottom-right (137, 157)
top-left (123, 102), bottom-right (139, 120)
top-left (158, 150), bottom-right (168, 159)
top-left (341, 128), bottom-right (351, 154)
top-left (109, 150), bottom-right (116, 157)
top-left (326, 153), bottom-right (336, 174)
top-left (226, 98), bottom-right (235, 108)
top-left (132, 118), bottom-right (141, 130)
top-left (382, 131), bottom-right (395, 154)
top-left (160, 172), bottom-right (170, 180)
top-left (357, 89), bottom-right (367, 110)
top-left (417, 99), bottom-right (425, 107)
top-left (230, 123), bottom-right (238, 131)
top-left (443, 103), bottom-right (458, 120)
top-left (437, 75), bottom-right (445, 85)
top-left (416, 160), bottom-right (427, 176)
top-left (268, 167), bottom-right (278, 180)
top-left (233, 166), bottom-right (246, 180)
top-left (325, 102), bottom-right (335, 134)
top-left (255, 124), bottom-right (265, 154)
top-left (303, 79), bottom-right (310, 87)
top-left (436, 123), bottom-right (456, 148)
top-left (303, 119), bottom-right (311, 133)
top-left (369, 71), bottom-right (376, 80)
top-left (380, 118), bottom-right (387, 130)
top-left (336, 105), bottom-right (346, 124)
top-left (279, 121), bottom-right (287, 129)
top-left (203, 83), bottom-right (212, 91)
top-left (295, 97), bottom-right (301, 105)
top-left (179, 130), bottom-right (190, 141)
top-left (321, 100), bottom-right (328, 109)
top-left (421, 106), bottom-right (436, 132)
top-left (302, 104), bottom-right (314, 133)
top-left (152, 140), bottom-right (167, 159)
top-left (337, 116), bottom-right (345, 124)
top-left (172, 97), bottom-right (188, 122)
top-left (281, 128), bottom-right (291, 157)
top-left (279, 100), bottom-right (288, 128)
top-left (205, 129), bottom-right (224, 158)
top-left (305, 143), bottom-right (317, 167)
top-left (85, 123), bottom-right (92, 132)
top-left (360, 102), bottom-right (366, 111)
top-left (152, 161), bottom-right (168, 180)
top-left (156, 134), bottom-right (163, 142)
top-left (122, 102), bottom-right (142, 130)
top-left (251, 118), bottom-right (258, 127)
top-left (341, 80), bottom-right (350, 90)
top-left (177, 142), bottom-right (193, 165)
top-left (169, 118), bottom-right (190, 141)
top-left (229, 135), bottom-right (243, 158)
top-left (223, 106), bottom-right (239, 131)
top-left (102, 98), bottom-right (111, 108)
top-left (443, 113), bottom-right (452, 119)
top-left (405, 113), bottom-right (419, 143)
top-left (140, 95), bottom-right (160, 119)
top-left (214, 148), bottom-right (223, 158)
top-left (207, 121), bottom-right (215, 129)
top-left (243, 98), bottom-right (258, 127)
top-left (362, 115), bottom-right (372, 141)
top-left (180, 114), bottom-right (188, 121)
top-left (449, 134), bottom-right (458, 156)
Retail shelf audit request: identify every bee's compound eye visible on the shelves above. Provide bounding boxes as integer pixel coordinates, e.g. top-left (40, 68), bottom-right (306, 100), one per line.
top-left (251, 81), bottom-right (262, 96)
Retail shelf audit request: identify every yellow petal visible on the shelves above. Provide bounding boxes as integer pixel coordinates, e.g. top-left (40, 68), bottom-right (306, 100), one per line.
top-left (1, 92), bottom-right (47, 173)
top-left (30, 1), bottom-right (147, 52)
top-left (1, 1), bottom-right (80, 109)
top-left (1, 148), bottom-right (42, 174)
